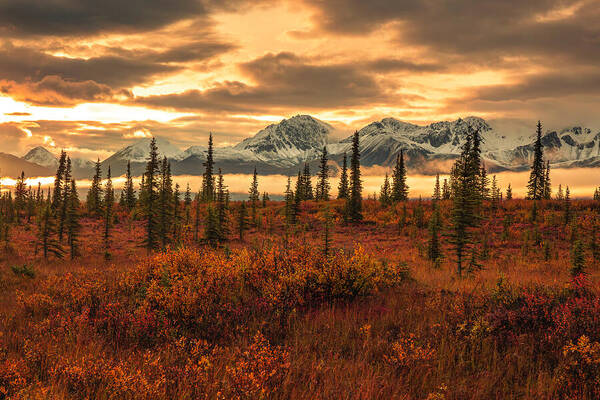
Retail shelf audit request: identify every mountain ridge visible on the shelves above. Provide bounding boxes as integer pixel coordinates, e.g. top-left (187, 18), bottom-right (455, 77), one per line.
top-left (16, 115), bottom-right (600, 178)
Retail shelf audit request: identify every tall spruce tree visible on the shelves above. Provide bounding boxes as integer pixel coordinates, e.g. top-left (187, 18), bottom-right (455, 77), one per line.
top-left (52, 150), bottom-right (67, 211)
top-left (14, 171), bottom-right (27, 221)
top-left (216, 169), bottom-right (229, 241)
top-left (66, 179), bottom-right (80, 259)
top-left (172, 183), bottom-right (181, 243)
top-left (143, 138), bottom-right (161, 251)
top-left (103, 166), bottom-right (114, 259)
top-left (284, 177), bottom-right (295, 225)
top-left (316, 146), bottom-right (330, 201)
top-left (506, 183), bottom-right (513, 200)
top-left (38, 202), bottom-right (63, 259)
top-left (202, 133), bottom-right (215, 202)
top-left (391, 150), bottom-right (408, 202)
top-left (564, 186), bottom-right (572, 225)
top-left (337, 153), bottom-right (349, 199)
top-left (87, 158), bottom-right (103, 216)
top-left (442, 179), bottom-right (450, 200)
top-left (249, 167), bottom-right (259, 223)
top-left (543, 160), bottom-right (552, 200)
top-left (380, 173), bottom-right (391, 206)
top-left (527, 120), bottom-right (545, 200)
top-left (479, 164), bottom-right (490, 201)
top-left (346, 131), bottom-right (362, 222)
top-left (302, 163), bottom-right (314, 200)
top-left (58, 157), bottom-right (72, 241)
top-left (433, 173), bottom-right (441, 201)
top-left (237, 200), bottom-right (248, 241)
top-left (449, 126), bottom-right (482, 275)
top-left (124, 160), bottom-right (136, 210)
top-left (184, 183), bottom-right (192, 226)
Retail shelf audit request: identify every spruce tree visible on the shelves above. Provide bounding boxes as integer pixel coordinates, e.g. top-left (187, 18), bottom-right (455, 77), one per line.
top-left (87, 158), bottom-right (103, 216)
top-left (143, 138), bottom-right (161, 251)
top-left (124, 160), bottom-right (136, 210)
top-left (172, 183), bottom-right (181, 243)
top-left (284, 177), bottom-right (296, 225)
top-left (433, 173), bottom-right (441, 201)
top-left (103, 166), bottom-right (114, 259)
top-left (204, 205), bottom-right (220, 247)
top-left (14, 171), bottom-right (27, 221)
top-left (543, 160), bottom-right (552, 200)
top-left (479, 164), bottom-right (490, 201)
top-left (449, 126), bottom-right (481, 275)
top-left (58, 157), bottom-right (72, 241)
top-left (37, 203), bottom-right (63, 259)
top-left (380, 173), bottom-right (391, 206)
top-left (391, 150), bottom-right (408, 202)
top-left (52, 150), bottom-right (67, 211)
top-left (564, 186), bottom-right (571, 225)
top-left (184, 183), bottom-right (192, 226)
top-left (194, 192), bottom-right (201, 242)
top-left (506, 184), bottom-right (513, 200)
top-left (556, 184), bottom-right (564, 200)
top-left (248, 167), bottom-right (259, 223)
top-left (202, 133), bottom-right (215, 202)
top-left (442, 178), bottom-right (450, 200)
top-left (66, 179), bottom-right (80, 259)
top-left (237, 201), bottom-right (248, 241)
top-left (337, 153), bottom-right (349, 199)
top-left (571, 239), bottom-right (586, 277)
top-left (316, 146), bottom-right (330, 201)
top-left (428, 200), bottom-right (442, 264)
top-left (346, 131), bottom-right (362, 222)
top-left (527, 120), bottom-right (545, 200)
top-left (302, 163), bottom-right (314, 200)
top-left (216, 169), bottom-right (229, 241)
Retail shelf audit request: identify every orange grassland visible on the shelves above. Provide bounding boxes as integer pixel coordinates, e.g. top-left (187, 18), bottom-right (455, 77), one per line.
top-left (2, 198), bottom-right (600, 399)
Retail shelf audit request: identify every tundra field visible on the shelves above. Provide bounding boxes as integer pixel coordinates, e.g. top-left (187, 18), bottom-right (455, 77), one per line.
top-left (2, 196), bottom-right (600, 400)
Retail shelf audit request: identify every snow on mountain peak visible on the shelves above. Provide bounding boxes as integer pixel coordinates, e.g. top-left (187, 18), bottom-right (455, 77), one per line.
top-left (109, 136), bottom-right (183, 163)
top-left (23, 146), bottom-right (58, 169)
top-left (234, 114), bottom-right (333, 160)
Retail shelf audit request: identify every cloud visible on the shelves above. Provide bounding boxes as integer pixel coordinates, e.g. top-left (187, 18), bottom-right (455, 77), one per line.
top-left (301, 0), bottom-right (600, 64)
top-left (0, 39), bottom-right (234, 106)
top-left (133, 52), bottom-right (408, 113)
top-left (471, 70), bottom-right (600, 101)
top-left (0, 76), bottom-right (125, 106)
top-left (0, 0), bottom-right (273, 37)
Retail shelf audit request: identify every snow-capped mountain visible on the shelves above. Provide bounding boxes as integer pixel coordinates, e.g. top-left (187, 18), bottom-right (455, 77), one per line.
top-left (23, 146), bottom-right (59, 169)
top-left (234, 115), bottom-right (332, 161)
top-left (104, 136), bottom-right (183, 164)
top-left (19, 115), bottom-right (600, 179)
top-left (22, 146), bottom-right (99, 178)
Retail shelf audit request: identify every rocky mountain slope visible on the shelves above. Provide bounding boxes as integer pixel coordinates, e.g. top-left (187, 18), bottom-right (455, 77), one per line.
top-left (18, 115), bottom-right (600, 178)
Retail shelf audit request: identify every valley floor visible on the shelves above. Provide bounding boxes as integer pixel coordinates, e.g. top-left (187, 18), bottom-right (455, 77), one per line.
top-left (1, 199), bottom-right (600, 399)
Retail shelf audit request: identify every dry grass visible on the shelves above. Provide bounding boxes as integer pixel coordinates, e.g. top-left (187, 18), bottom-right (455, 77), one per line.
top-left (1, 198), bottom-right (600, 399)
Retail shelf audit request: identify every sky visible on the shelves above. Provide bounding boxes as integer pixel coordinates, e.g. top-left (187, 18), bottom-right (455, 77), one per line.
top-left (1, 0), bottom-right (599, 160)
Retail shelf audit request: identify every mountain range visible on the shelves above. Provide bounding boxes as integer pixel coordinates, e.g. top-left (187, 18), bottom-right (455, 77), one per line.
top-left (11, 115), bottom-right (600, 179)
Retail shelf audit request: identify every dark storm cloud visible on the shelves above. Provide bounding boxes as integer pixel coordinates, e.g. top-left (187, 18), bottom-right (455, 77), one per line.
top-left (133, 52), bottom-right (413, 112)
top-left (302, 0), bottom-right (600, 64)
top-left (0, 0), bottom-right (273, 37)
top-left (0, 0), bottom-right (201, 37)
top-left (472, 70), bottom-right (600, 101)
top-left (0, 39), bottom-right (234, 106)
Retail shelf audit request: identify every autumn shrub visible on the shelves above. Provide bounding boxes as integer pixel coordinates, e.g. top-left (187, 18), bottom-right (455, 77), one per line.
top-left (223, 332), bottom-right (290, 399)
top-left (33, 244), bottom-right (406, 346)
top-left (555, 335), bottom-right (600, 399)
